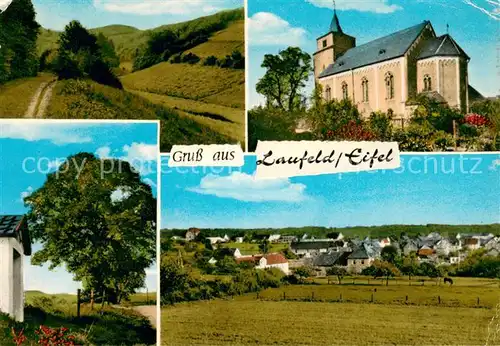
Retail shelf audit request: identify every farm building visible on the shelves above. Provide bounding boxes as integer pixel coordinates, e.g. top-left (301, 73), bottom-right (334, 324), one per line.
top-left (291, 241), bottom-right (337, 257)
top-left (185, 228), bottom-right (200, 241)
top-left (0, 215), bottom-right (31, 322)
top-left (347, 246), bottom-right (374, 273)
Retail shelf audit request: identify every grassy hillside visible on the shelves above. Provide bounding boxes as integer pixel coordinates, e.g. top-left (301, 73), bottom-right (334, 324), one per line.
top-left (185, 20), bottom-right (245, 58)
top-left (36, 8), bottom-right (244, 62)
top-left (45, 79), bottom-right (234, 151)
top-left (120, 62), bottom-right (245, 143)
top-left (121, 62), bottom-right (244, 107)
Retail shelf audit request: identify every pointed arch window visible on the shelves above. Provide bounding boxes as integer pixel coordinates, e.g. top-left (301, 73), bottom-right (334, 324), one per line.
top-left (423, 74), bottom-right (432, 91)
top-left (385, 72), bottom-right (394, 100)
top-left (341, 82), bottom-right (348, 100)
top-left (325, 85), bottom-right (332, 102)
top-left (362, 77), bottom-right (369, 102)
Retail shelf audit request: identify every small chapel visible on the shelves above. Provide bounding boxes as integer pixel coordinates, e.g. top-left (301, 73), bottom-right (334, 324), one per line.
top-left (0, 215), bottom-right (31, 322)
top-left (314, 7), bottom-right (476, 124)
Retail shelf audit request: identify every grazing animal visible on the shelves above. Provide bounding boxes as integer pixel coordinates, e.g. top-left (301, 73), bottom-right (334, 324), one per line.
top-left (444, 277), bottom-right (453, 286)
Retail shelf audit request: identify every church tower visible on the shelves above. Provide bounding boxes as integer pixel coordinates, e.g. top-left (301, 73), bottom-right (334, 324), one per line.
top-left (313, 4), bottom-right (356, 80)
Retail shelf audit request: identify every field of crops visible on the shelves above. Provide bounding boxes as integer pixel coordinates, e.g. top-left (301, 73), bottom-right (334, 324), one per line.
top-left (162, 300), bottom-right (498, 345)
top-left (186, 20), bottom-right (245, 58)
top-left (121, 63), bottom-right (244, 104)
top-left (45, 79), bottom-right (231, 151)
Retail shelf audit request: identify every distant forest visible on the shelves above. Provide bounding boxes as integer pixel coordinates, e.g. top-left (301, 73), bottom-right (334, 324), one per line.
top-left (162, 224), bottom-right (500, 240)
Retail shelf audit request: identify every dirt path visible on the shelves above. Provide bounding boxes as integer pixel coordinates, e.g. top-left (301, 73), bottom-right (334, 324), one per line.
top-left (133, 305), bottom-right (157, 328)
top-left (24, 79), bottom-right (56, 118)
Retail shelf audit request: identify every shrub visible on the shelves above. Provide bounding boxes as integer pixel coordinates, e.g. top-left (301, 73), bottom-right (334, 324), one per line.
top-left (203, 55), bottom-right (218, 66)
top-left (326, 120), bottom-right (375, 141)
top-left (369, 111), bottom-right (393, 140)
top-left (182, 53), bottom-right (200, 65)
top-left (169, 53), bottom-right (182, 64)
top-left (35, 325), bottom-right (75, 346)
top-left (432, 131), bottom-right (454, 151)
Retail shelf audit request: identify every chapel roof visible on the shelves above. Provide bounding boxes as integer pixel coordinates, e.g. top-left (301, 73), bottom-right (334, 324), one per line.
top-left (0, 215), bottom-right (31, 255)
top-left (319, 21), bottom-right (430, 78)
top-left (418, 34), bottom-right (469, 60)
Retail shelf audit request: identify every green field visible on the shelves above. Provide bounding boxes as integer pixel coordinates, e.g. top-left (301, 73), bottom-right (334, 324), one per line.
top-left (220, 242), bottom-right (289, 255)
top-left (162, 300), bottom-right (497, 345)
top-left (161, 276), bottom-right (500, 345)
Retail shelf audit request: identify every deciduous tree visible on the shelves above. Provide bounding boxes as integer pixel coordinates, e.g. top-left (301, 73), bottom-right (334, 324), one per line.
top-left (25, 153), bottom-right (156, 305)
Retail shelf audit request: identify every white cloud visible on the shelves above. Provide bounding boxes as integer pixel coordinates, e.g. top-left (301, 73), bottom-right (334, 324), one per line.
top-left (93, 0), bottom-right (221, 15)
top-left (0, 123), bottom-right (92, 145)
top-left (307, 0), bottom-right (402, 14)
top-left (110, 186), bottom-right (132, 203)
top-left (0, 0), bottom-right (12, 12)
top-left (248, 12), bottom-right (307, 46)
top-left (96, 142), bottom-right (158, 176)
top-left (20, 186), bottom-right (33, 202)
top-left (187, 172), bottom-right (307, 202)
top-left (95, 146), bottom-right (112, 159)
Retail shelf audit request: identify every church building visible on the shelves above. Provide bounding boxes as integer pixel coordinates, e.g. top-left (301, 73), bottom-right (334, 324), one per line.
top-left (314, 9), bottom-right (472, 123)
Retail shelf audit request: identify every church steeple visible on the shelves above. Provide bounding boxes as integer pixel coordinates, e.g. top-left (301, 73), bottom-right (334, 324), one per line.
top-left (330, 1), bottom-right (343, 33)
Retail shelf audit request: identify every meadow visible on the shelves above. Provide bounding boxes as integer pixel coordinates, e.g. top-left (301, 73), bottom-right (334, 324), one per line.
top-left (162, 300), bottom-right (497, 345)
top-left (1, 291), bottom-right (156, 346)
top-left (161, 278), bottom-right (500, 345)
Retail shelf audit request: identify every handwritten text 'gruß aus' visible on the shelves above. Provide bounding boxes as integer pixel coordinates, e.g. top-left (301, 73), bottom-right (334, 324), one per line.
top-left (255, 141), bottom-right (400, 179)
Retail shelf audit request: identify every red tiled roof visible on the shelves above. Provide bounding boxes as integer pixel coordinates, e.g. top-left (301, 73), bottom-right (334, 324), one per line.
top-left (264, 253), bottom-right (288, 265)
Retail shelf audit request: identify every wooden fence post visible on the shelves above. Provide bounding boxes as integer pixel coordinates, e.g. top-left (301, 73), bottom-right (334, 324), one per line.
top-left (283, 292), bottom-right (286, 300)
top-left (371, 293), bottom-right (374, 303)
top-left (257, 292), bottom-right (259, 300)
top-left (340, 293), bottom-right (343, 302)
top-left (477, 297), bottom-right (480, 306)
top-left (312, 292), bottom-right (315, 301)
top-left (77, 289), bottom-right (81, 319)
top-left (438, 296), bottom-right (441, 304)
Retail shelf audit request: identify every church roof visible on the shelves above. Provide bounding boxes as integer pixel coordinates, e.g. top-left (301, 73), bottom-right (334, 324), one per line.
top-left (330, 10), bottom-right (343, 33)
top-left (418, 34), bottom-right (469, 60)
top-left (0, 215), bottom-right (31, 255)
top-left (319, 21), bottom-right (430, 78)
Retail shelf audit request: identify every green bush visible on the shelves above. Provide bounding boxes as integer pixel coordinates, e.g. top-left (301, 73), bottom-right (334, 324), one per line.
top-left (369, 111), bottom-right (393, 140)
top-left (203, 55), bottom-right (218, 66)
top-left (181, 52), bottom-right (200, 65)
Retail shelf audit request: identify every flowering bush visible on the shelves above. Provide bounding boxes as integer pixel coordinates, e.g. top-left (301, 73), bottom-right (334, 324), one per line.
top-left (11, 325), bottom-right (75, 346)
top-left (464, 113), bottom-right (489, 127)
top-left (36, 325), bottom-right (75, 346)
top-left (326, 120), bottom-right (375, 141)
top-left (11, 328), bottom-right (27, 346)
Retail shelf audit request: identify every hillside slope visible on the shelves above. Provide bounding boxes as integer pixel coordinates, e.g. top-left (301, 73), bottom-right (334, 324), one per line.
top-left (36, 8), bottom-right (244, 62)
top-left (45, 79), bottom-right (234, 151)
top-left (185, 20), bottom-right (244, 58)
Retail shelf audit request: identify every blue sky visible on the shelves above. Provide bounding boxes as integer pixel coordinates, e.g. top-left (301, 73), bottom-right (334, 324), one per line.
top-left (248, 0), bottom-right (499, 107)
top-left (161, 154), bottom-right (500, 229)
top-left (31, 0), bottom-right (243, 30)
top-left (0, 121), bottom-right (158, 294)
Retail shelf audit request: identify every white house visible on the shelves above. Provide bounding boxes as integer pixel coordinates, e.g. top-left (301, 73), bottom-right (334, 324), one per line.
top-left (235, 237), bottom-right (244, 243)
top-left (0, 215), bottom-right (31, 322)
top-left (290, 241), bottom-right (336, 257)
top-left (268, 234), bottom-right (281, 242)
top-left (206, 235), bottom-right (230, 245)
top-left (255, 253), bottom-right (289, 275)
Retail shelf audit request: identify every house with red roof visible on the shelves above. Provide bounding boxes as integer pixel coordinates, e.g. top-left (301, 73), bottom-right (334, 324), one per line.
top-left (235, 252), bottom-right (289, 275)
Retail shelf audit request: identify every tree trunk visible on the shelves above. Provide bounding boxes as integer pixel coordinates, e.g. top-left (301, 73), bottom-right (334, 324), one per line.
top-left (90, 289), bottom-right (95, 310)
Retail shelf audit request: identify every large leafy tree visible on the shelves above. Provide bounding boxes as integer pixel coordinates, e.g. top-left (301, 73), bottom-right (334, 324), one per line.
top-left (25, 153), bottom-right (156, 304)
top-left (0, 0), bottom-right (40, 82)
top-left (256, 47), bottom-right (311, 112)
